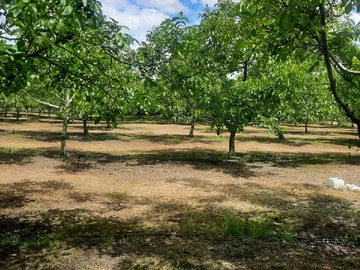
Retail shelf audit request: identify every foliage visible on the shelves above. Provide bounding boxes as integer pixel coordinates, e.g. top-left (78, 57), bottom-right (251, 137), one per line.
top-left (238, 0), bottom-right (360, 138)
top-left (141, 14), bottom-right (211, 131)
top-left (1, 0), bottom-right (138, 155)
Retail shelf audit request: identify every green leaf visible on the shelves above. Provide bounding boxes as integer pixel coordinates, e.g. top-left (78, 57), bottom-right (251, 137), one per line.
top-left (16, 40), bottom-right (25, 50)
top-left (63, 6), bottom-right (73, 16)
top-left (48, 40), bottom-right (57, 50)
top-left (73, 14), bottom-right (82, 29)
top-left (13, 7), bottom-right (22, 17)
top-left (82, 0), bottom-right (88, 7)
top-left (30, 5), bottom-right (37, 15)
top-left (345, 3), bottom-right (353, 13)
top-left (57, 20), bottom-right (66, 31)
top-left (111, 120), bottom-right (118, 128)
top-left (307, 61), bottom-right (319, 73)
top-left (94, 117), bottom-right (102, 125)
top-left (279, 11), bottom-right (290, 29)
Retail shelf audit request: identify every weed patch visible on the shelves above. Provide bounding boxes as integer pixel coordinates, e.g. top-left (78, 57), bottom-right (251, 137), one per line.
top-left (222, 213), bottom-right (273, 240)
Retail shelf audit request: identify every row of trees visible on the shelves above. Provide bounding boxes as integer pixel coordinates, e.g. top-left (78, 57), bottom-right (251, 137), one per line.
top-left (1, 0), bottom-right (360, 157)
top-left (141, 0), bottom-right (359, 155)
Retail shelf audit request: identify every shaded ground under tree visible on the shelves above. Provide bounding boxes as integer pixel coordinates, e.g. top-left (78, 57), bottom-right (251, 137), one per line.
top-left (0, 118), bottom-right (359, 269)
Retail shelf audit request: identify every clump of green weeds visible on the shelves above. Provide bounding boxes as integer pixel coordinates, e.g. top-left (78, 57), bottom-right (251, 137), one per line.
top-left (222, 213), bottom-right (273, 240)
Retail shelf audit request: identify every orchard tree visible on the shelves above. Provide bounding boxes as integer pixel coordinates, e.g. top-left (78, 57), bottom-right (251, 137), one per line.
top-left (209, 76), bottom-right (259, 157)
top-left (141, 15), bottom-right (211, 137)
top-left (238, 0), bottom-right (360, 139)
top-left (196, 0), bottom-right (268, 156)
top-left (1, 0), bottom-right (136, 156)
top-left (0, 92), bottom-right (11, 117)
top-left (254, 59), bottom-right (334, 134)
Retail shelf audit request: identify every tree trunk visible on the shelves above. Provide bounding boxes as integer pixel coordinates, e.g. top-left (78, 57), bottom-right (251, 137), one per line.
top-left (304, 119), bottom-right (308, 133)
top-left (278, 129), bottom-right (285, 140)
top-left (61, 88), bottom-right (71, 157)
top-left (61, 117), bottom-right (68, 157)
top-left (106, 120), bottom-right (111, 128)
top-left (38, 109), bottom-right (42, 116)
top-left (48, 107), bottom-right (51, 117)
top-left (16, 109), bottom-right (20, 120)
top-left (83, 119), bottom-right (89, 135)
top-left (189, 121), bottom-right (195, 137)
top-left (331, 117), bottom-right (335, 125)
top-left (228, 130), bottom-right (236, 158)
top-left (319, 3), bottom-right (360, 141)
top-left (5, 109), bottom-right (8, 117)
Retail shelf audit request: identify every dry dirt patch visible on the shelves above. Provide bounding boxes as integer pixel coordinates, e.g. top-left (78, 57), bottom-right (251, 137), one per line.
top-left (0, 118), bottom-right (359, 269)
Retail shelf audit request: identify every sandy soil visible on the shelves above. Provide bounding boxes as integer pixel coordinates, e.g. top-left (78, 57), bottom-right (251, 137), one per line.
top-left (1, 118), bottom-right (359, 216)
top-left (0, 117), bottom-right (359, 269)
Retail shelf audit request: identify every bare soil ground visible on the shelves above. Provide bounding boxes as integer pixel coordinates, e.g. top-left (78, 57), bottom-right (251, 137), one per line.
top-left (0, 115), bottom-right (359, 269)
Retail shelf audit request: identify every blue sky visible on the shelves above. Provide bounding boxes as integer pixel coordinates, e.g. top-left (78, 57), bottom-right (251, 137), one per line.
top-left (98, 1), bottom-right (360, 44)
top-left (98, 0), bottom-right (222, 42)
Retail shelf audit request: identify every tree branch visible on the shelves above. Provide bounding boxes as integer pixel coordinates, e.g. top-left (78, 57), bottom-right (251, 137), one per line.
top-left (22, 91), bottom-right (60, 109)
top-left (319, 3), bottom-right (360, 127)
top-left (329, 51), bottom-right (360, 76)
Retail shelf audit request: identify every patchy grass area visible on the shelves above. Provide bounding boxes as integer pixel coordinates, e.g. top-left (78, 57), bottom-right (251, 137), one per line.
top-left (0, 118), bottom-right (359, 269)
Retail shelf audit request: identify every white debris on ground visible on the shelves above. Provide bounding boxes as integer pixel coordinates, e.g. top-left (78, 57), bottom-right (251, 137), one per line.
top-left (346, 183), bottom-right (360, 191)
top-left (327, 177), bottom-right (360, 191)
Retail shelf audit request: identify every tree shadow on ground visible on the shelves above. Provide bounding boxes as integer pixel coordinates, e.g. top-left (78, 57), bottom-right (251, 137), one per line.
top-left (242, 151), bottom-right (360, 167)
top-left (5, 126), bottom-right (227, 145)
top-left (0, 191), bottom-right (29, 209)
top-left (0, 149), bottom-right (39, 165)
top-left (0, 180), bottom-right (74, 208)
top-left (120, 151), bottom-right (256, 178)
top-left (322, 137), bottom-right (360, 148)
top-left (49, 149), bottom-right (360, 176)
top-left (13, 129), bottom-right (128, 143)
top-left (44, 150), bottom-right (255, 178)
top-left (55, 158), bottom-right (94, 173)
top-left (0, 168), bottom-right (358, 269)
top-left (222, 182), bottom-right (360, 240)
top-left (239, 132), bottom-right (360, 148)
top-left (239, 136), bottom-right (312, 147)
top-left (0, 118), bottom-right (29, 124)
top-left (13, 130), bottom-right (63, 143)
top-left (0, 193), bottom-right (359, 269)
top-left (122, 133), bottom-right (218, 145)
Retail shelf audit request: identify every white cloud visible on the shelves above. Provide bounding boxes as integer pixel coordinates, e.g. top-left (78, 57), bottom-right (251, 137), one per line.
top-left (135, 0), bottom-right (190, 14)
top-left (351, 12), bottom-right (360, 24)
top-left (200, 0), bottom-right (240, 7)
top-left (99, 0), bottom-right (241, 42)
top-left (100, 0), bottom-right (168, 42)
top-left (201, 0), bottom-right (218, 6)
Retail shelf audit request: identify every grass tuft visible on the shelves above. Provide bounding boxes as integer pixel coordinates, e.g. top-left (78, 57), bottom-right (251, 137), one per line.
top-left (222, 213), bottom-right (273, 240)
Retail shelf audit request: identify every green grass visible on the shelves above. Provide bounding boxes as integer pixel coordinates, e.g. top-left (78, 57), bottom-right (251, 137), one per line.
top-left (222, 213), bottom-right (273, 240)
top-left (0, 230), bottom-right (61, 252)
